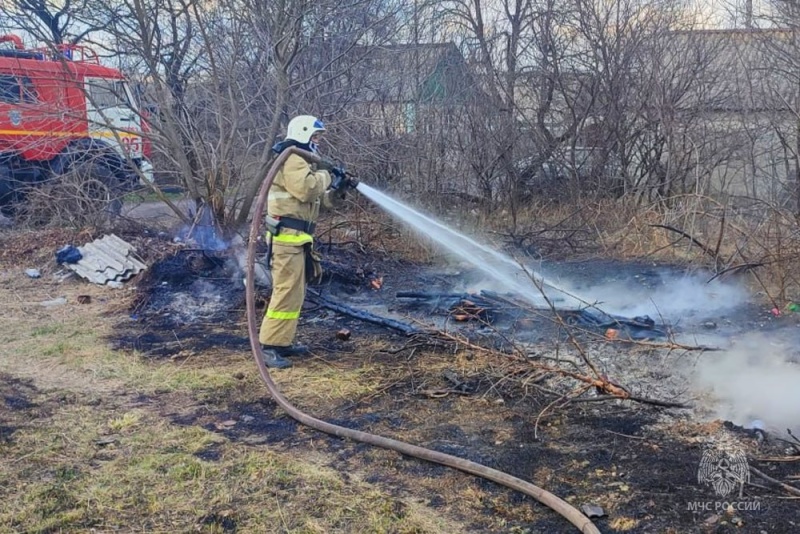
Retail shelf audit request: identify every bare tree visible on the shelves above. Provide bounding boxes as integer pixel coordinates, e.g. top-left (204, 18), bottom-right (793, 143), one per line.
top-left (94, 0), bottom-right (402, 230)
top-left (752, 1), bottom-right (800, 213)
top-left (9, 0), bottom-right (113, 44)
top-left (435, 0), bottom-right (599, 224)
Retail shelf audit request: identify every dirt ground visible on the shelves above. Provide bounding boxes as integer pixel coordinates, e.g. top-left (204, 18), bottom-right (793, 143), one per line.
top-left (1, 223), bottom-right (799, 534)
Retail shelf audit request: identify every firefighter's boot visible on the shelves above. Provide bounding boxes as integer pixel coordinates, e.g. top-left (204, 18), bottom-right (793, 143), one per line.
top-left (261, 347), bottom-right (292, 369)
top-left (265, 343), bottom-right (310, 357)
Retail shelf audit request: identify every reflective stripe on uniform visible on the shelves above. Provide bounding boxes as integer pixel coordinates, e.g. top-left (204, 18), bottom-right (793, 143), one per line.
top-left (268, 190), bottom-right (295, 200)
top-left (273, 232), bottom-right (313, 245)
top-left (266, 309), bottom-right (301, 320)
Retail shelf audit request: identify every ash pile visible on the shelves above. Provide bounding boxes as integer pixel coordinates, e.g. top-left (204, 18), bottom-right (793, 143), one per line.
top-left (115, 248), bottom-right (251, 357)
top-left (134, 250), bottom-right (245, 326)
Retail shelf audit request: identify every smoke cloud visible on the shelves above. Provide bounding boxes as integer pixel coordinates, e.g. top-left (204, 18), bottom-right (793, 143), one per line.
top-left (565, 271), bottom-right (750, 321)
top-left (691, 333), bottom-right (800, 435)
top-left (228, 234), bottom-right (272, 287)
top-left (177, 202), bottom-right (227, 251)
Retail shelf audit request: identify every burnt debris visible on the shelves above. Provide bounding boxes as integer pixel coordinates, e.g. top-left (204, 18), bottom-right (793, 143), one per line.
top-left (113, 245), bottom-right (669, 359)
top-left (396, 290), bottom-right (667, 341)
top-left (113, 249), bottom-right (249, 357)
top-left (133, 249), bottom-right (244, 326)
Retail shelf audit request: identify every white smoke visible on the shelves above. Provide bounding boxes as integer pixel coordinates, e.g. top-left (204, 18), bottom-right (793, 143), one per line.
top-left (690, 333), bottom-right (800, 435)
top-left (166, 280), bottom-right (227, 322)
top-left (577, 272), bottom-right (750, 321)
top-left (229, 234), bottom-right (272, 287)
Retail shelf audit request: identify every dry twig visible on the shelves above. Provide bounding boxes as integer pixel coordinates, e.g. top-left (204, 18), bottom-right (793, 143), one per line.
top-left (749, 466), bottom-right (800, 497)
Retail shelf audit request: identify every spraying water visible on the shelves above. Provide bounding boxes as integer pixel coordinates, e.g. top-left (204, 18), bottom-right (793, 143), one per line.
top-left (356, 184), bottom-right (590, 308)
top-left (355, 184), bottom-right (800, 433)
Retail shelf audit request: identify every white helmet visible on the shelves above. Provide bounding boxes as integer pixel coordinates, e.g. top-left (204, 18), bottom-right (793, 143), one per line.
top-left (286, 115), bottom-right (326, 144)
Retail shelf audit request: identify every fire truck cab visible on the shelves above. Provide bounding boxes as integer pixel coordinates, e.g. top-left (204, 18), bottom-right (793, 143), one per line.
top-left (0, 34), bottom-right (153, 212)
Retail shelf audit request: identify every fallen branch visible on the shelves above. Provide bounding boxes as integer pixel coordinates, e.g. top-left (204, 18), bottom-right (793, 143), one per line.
top-left (649, 224), bottom-right (719, 262)
top-left (396, 291), bottom-right (500, 314)
top-left (397, 291), bottom-right (477, 300)
top-left (535, 364), bottom-right (690, 408)
top-left (415, 388), bottom-right (475, 398)
top-left (436, 323), bottom-right (688, 408)
top-left (307, 289), bottom-right (423, 336)
top-left (610, 339), bottom-right (722, 352)
top-left (624, 394), bottom-right (689, 409)
top-left (750, 466), bottom-right (800, 497)
top-left (379, 339), bottom-right (440, 354)
top-left (707, 262), bottom-right (764, 283)
top-left (570, 395), bottom-right (688, 408)
top-left (552, 348), bottom-right (610, 393)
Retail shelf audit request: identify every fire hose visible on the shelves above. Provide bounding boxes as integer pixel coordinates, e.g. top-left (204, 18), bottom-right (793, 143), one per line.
top-left (245, 146), bottom-right (600, 534)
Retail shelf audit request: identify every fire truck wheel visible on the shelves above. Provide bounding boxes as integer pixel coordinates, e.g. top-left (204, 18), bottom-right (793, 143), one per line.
top-left (67, 159), bottom-right (124, 216)
top-left (75, 178), bottom-right (120, 215)
top-left (0, 164), bottom-right (13, 213)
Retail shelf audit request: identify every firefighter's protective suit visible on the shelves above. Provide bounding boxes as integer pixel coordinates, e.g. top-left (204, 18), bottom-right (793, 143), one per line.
top-left (259, 152), bottom-right (340, 350)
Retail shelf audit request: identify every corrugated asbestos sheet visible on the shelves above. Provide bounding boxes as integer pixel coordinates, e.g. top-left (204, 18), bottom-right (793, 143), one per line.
top-left (67, 234), bottom-right (147, 285)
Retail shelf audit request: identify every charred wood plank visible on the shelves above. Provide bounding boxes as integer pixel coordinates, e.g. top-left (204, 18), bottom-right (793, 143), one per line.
top-left (396, 291), bottom-right (472, 299)
top-left (308, 289), bottom-right (422, 335)
top-left (478, 289), bottom-right (537, 309)
top-left (560, 309), bottom-right (667, 340)
top-left (479, 289), bottom-right (567, 308)
top-left (396, 291), bottom-right (497, 310)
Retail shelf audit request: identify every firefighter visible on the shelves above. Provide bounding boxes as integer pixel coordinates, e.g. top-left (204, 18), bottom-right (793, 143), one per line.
top-left (259, 115), bottom-right (352, 369)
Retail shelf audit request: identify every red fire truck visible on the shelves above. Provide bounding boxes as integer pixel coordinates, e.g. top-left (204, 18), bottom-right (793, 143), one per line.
top-left (0, 34), bottom-right (153, 213)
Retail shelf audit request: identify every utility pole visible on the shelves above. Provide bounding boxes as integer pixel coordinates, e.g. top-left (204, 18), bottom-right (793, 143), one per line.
top-left (794, 27), bottom-right (800, 218)
top-left (745, 0), bottom-right (753, 29)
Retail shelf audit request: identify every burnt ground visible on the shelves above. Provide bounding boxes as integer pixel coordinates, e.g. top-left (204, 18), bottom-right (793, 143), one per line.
top-left (102, 241), bottom-right (800, 533)
top-left (112, 240), bottom-right (799, 362)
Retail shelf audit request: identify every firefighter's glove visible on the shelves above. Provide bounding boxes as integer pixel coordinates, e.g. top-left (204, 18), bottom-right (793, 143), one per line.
top-left (329, 166), bottom-right (348, 190)
top-left (328, 166), bottom-right (350, 199)
top-left (331, 169), bottom-right (359, 190)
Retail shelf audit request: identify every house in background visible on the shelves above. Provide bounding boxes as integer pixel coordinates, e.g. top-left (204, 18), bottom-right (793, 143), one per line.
top-left (344, 42), bottom-right (481, 136)
top-left (669, 28), bottom-right (798, 205)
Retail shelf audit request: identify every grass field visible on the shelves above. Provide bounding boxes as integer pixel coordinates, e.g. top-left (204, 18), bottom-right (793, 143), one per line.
top-left (2, 219), bottom-right (797, 534)
top-left (0, 267), bottom-right (467, 533)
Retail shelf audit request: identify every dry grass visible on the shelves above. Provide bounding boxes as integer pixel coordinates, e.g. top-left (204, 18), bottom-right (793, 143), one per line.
top-left (0, 264), bottom-right (473, 533)
top-left (0, 227), bottom-right (90, 270)
top-left (1, 400), bottom-right (460, 532)
top-left (14, 167), bottom-right (126, 229)
top-left (3, 192), bottom-right (797, 532)
top-left (475, 195), bottom-right (800, 305)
